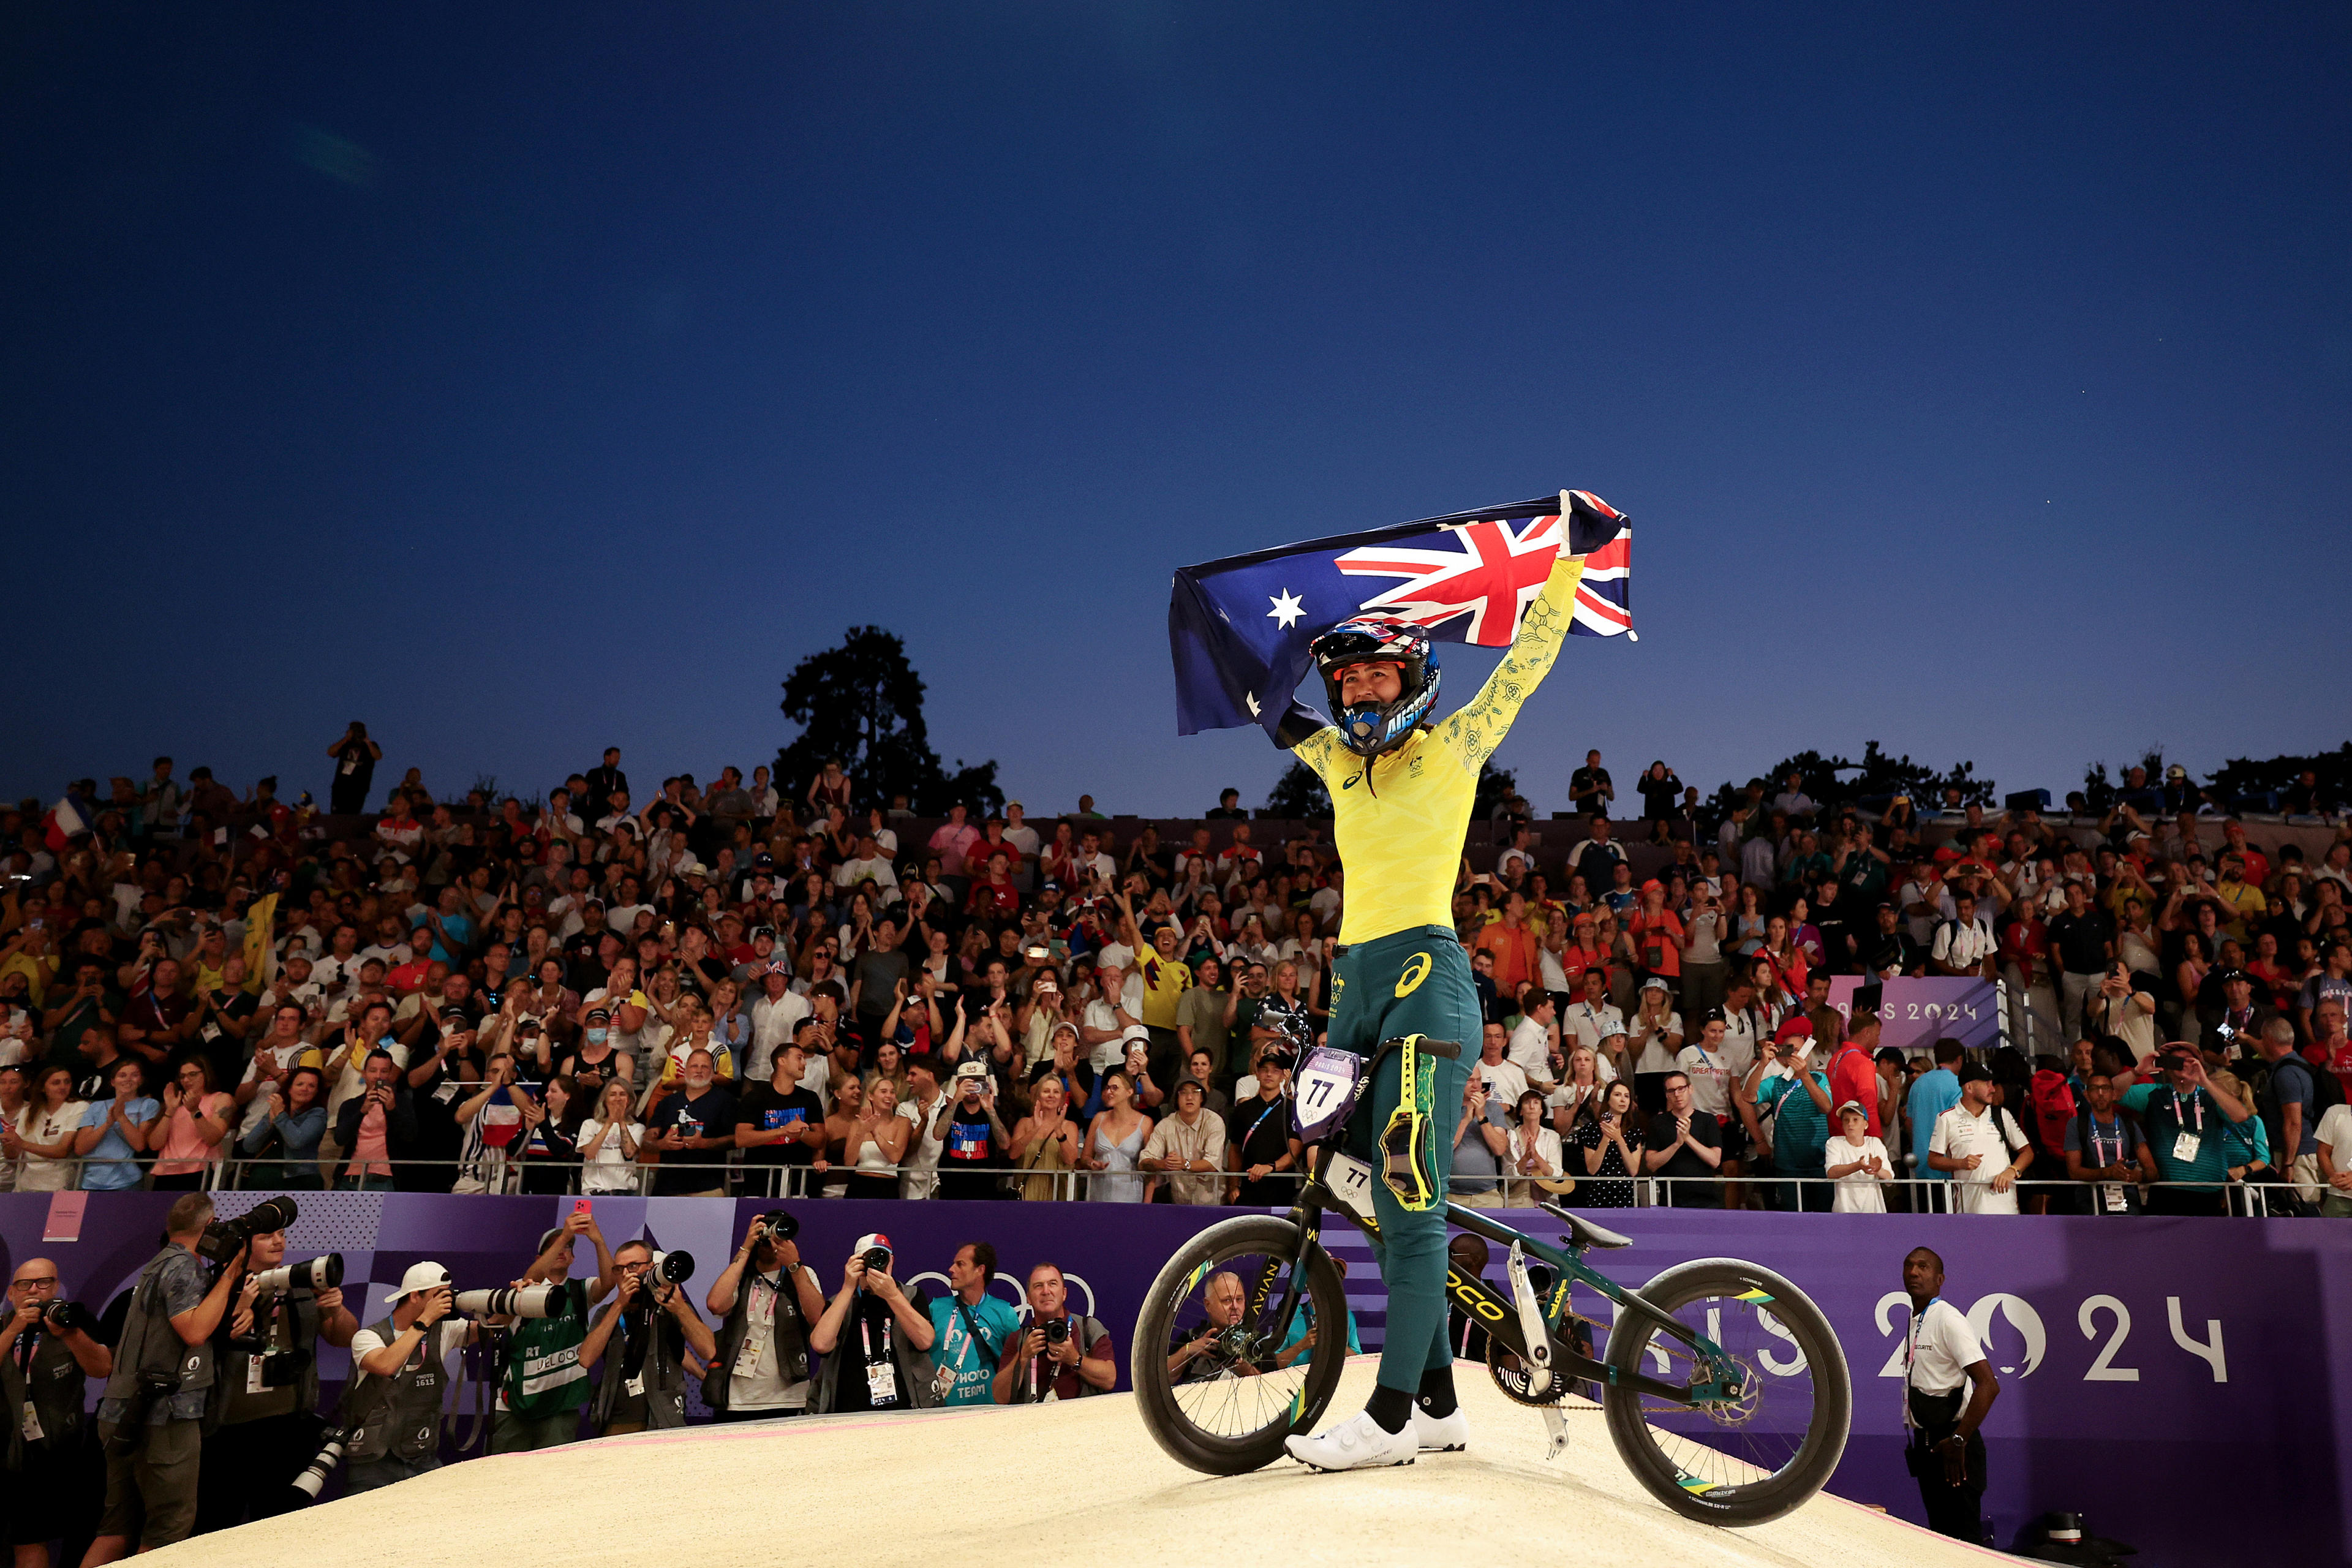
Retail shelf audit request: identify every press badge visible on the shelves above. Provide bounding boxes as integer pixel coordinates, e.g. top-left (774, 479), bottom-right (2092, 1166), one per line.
top-left (2100, 1182), bottom-right (2127, 1213)
top-left (20, 1403), bottom-right (42, 1444)
top-left (624, 1373), bottom-right (645, 1398)
top-left (2172, 1131), bottom-right (2200, 1163)
top-left (864, 1361), bottom-right (899, 1404)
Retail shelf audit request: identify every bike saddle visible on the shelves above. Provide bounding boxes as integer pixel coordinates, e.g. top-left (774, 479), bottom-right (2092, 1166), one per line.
top-left (1539, 1202), bottom-right (1631, 1250)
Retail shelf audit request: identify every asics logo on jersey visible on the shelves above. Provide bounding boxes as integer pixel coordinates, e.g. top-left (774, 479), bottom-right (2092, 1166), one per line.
top-left (1341, 772), bottom-right (1364, 790)
top-left (1393, 953), bottom-right (1432, 997)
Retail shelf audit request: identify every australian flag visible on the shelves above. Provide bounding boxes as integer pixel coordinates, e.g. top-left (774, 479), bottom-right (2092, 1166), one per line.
top-left (1169, 489), bottom-right (1631, 737)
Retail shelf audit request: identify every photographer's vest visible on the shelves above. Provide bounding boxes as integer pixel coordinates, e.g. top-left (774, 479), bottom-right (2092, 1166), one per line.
top-left (344, 1317), bottom-right (447, 1465)
top-left (2, 1328), bottom-right (88, 1468)
top-left (810, 1291), bottom-right (942, 1415)
top-left (497, 1278), bottom-right (590, 1419)
top-left (702, 1268), bottom-right (810, 1413)
top-left (589, 1306), bottom-right (688, 1431)
top-left (102, 1248), bottom-right (215, 1414)
top-left (214, 1285), bottom-right (323, 1427)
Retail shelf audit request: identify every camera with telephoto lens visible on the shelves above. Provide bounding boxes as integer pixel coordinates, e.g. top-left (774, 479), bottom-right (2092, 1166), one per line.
top-left (859, 1246), bottom-right (891, 1273)
top-left (644, 1250), bottom-right (694, 1288)
top-left (290, 1424), bottom-right (351, 1500)
top-left (197, 1194), bottom-right (300, 1266)
top-left (248, 1253), bottom-right (343, 1296)
top-left (42, 1298), bottom-right (96, 1335)
top-left (453, 1284), bottom-right (561, 1319)
top-left (1041, 1316), bottom-right (1069, 1346)
top-left (752, 1210), bottom-right (798, 1245)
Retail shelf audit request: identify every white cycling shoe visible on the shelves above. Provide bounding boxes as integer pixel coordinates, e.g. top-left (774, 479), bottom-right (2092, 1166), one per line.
top-left (1413, 1404), bottom-right (1469, 1453)
top-left (1284, 1410), bottom-right (1418, 1472)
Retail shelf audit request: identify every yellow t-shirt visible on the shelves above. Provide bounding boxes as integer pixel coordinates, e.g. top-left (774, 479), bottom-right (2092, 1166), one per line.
top-left (1289, 555), bottom-right (1586, 947)
top-left (1137, 952), bottom-right (1194, 1028)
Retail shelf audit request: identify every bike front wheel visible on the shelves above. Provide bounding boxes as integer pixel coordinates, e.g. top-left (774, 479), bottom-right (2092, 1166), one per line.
top-left (1132, 1213), bottom-right (1351, 1475)
top-left (1601, 1257), bottom-right (1851, 1526)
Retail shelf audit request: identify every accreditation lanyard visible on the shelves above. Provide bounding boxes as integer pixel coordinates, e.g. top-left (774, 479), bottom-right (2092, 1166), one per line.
top-left (2088, 1117), bottom-right (2125, 1170)
top-left (1901, 1298), bottom-right (1941, 1428)
top-left (2168, 1090), bottom-right (2204, 1135)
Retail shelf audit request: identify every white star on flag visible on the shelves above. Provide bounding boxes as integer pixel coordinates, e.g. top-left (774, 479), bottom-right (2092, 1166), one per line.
top-left (1245, 692), bottom-right (1262, 717)
top-left (1267, 587), bottom-right (1304, 629)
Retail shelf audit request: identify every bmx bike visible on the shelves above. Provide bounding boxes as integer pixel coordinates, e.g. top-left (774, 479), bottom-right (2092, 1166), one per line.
top-left (1132, 1035), bottom-right (1851, 1526)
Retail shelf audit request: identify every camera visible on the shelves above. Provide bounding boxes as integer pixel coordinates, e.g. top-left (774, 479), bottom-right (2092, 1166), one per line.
top-left (1041, 1316), bottom-right (1069, 1346)
top-left (859, 1246), bottom-right (892, 1273)
top-left (453, 1284), bottom-right (561, 1319)
top-left (1022, 942), bottom-right (1050, 965)
top-left (249, 1253), bottom-right (344, 1295)
top-left (197, 1195), bottom-right (299, 1266)
top-left (646, 1250), bottom-right (694, 1286)
top-left (752, 1210), bottom-right (799, 1245)
top-left (41, 1298), bottom-right (95, 1335)
top-left (105, 1371), bottom-right (181, 1456)
top-left (290, 1424), bottom-right (352, 1499)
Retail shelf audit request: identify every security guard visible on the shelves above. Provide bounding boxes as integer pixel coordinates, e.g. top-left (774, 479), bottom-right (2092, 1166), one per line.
top-left (1274, 498), bottom-right (1600, 1472)
top-left (1900, 1246), bottom-right (1999, 1543)
top-left (1, 1259), bottom-right (113, 1567)
top-left (194, 1224), bottom-right (357, 1531)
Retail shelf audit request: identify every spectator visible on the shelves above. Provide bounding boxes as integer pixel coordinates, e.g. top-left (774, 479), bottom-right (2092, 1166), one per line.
top-left (2318, 1091), bottom-right (2352, 1218)
top-left (1626, 978), bottom-right (1683, 1114)
top-left (147, 1057), bottom-right (234, 1190)
top-left (924, 1242), bottom-right (1018, 1406)
top-left (1226, 1050), bottom-right (1300, 1204)
top-left (1750, 1021), bottom-right (1834, 1212)
top-left (1140, 1076), bottom-right (1227, 1204)
top-left (237, 1063), bottom-right (330, 1188)
top-left (1641, 1069), bottom-right (1723, 1207)
top-left (576, 1076), bottom-right (647, 1195)
top-left (1471, 891), bottom-right (1539, 1002)
top-left (1469, 1023), bottom-right (1528, 1114)
top-left (809, 1233), bottom-right (937, 1412)
top-left (2047, 881), bottom-right (2117, 1042)
top-left (992, 1262), bottom-right (1115, 1403)
top-left (579, 1241), bottom-right (714, 1434)
top-left (1507, 1089), bottom-right (1566, 1203)
top-left (2252, 1018), bottom-right (2321, 1210)
top-left (1927, 1064), bottom-right (2034, 1215)
top-left (1931, 891), bottom-right (1997, 979)
top-left (2062, 1071), bottom-right (2154, 1215)
top-left (644, 1047), bottom-right (736, 1196)
top-left (1569, 1079), bottom-right (1641, 1208)
top-left (332, 1050), bottom-right (417, 1192)
top-left (897, 1053), bottom-right (948, 1197)
top-left (703, 1211), bottom-right (825, 1422)
top-left (1825, 1101), bottom-right (1891, 1212)
top-left (70, 1058), bottom-right (158, 1193)
top-left (933, 1060), bottom-right (1011, 1200)
top-left (9, 1065), bottom-right (87, 1191)
top-left (1569, 750), bottom-right (1613, 818)
top-left (2120, 1044), bottom-right (2253, 1216)
top-left (1905, 1039), bottom-right (1964, 1196)
top-left (1635, 760), bottom-right (1683, 821)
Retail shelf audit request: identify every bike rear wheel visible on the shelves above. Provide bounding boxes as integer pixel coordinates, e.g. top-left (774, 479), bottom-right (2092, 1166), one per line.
top-left (1133, 1214), bottom-right (1351, 1475)
top-left (1601, 1257), bottom-right (1851, 1526)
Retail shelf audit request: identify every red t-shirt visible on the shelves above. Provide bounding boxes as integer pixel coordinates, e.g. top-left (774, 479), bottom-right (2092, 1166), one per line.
top-left (1629, 912), bottom-right (1686, 978)
top-left (1828, 1045), bottom-right (1880, 1137)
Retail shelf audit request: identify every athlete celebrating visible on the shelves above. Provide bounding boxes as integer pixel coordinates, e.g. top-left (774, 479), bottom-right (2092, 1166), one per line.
top-left (1277, 544), bottom-right (1588, 1472)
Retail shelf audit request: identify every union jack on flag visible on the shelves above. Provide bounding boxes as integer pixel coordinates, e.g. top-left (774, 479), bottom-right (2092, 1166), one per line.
top-left (1167, 489), bottom-right (1632, 737)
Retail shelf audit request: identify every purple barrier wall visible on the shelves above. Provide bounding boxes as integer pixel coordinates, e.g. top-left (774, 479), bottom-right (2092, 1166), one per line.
top-left (2, 1193), bottom-right (2343, 1568)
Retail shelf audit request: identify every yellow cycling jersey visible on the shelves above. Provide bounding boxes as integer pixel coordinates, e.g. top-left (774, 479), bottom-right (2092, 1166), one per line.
top-left (1288, 554), bottom-right (1586, 946)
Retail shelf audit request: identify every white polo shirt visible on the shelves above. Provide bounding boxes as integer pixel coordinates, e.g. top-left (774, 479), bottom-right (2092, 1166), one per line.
top-left (1564, 1000), bottom-right (1625, 1057)
top-left (1904, 1297), bottom-right (1981, 1400)
top-left (1928, 1101), bottom-right (2029, 1215)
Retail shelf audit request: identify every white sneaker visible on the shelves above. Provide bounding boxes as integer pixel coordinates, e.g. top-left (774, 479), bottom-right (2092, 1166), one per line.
top-left (1412, 1404), bottom-right (1469, 1453)
top-left (1284, 1410), bottom-right (1418, 1472)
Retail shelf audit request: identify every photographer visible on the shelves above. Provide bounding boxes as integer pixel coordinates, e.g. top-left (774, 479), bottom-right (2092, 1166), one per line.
top-left (579, 1242), bottom-right (714, 1436)
top-left (701, 1212), bottom-right (824, 1422)
top-left (86, 1194), bottom-right (247, 1559)
top-left (2, 1259), bottom-right (111, 1568)
top-left (808, 1234), bottom-right (938, 1414)
top-left (991, 1261), bottom-right (1114, 1404)
top-left (193, 1212), bottom-right (358, 1532)
top-left (341, 1264), bottom-right (478, 1494)
top-left (488, 1211), bottom-right (618, 1452)
top-left (1164, 1270), bottom-right (1267, 1384)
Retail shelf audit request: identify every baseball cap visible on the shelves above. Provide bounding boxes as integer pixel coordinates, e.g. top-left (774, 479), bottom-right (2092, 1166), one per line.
top-left (1640, 976), bottom-right (1670, 993)
top-left (1957, 1063), bottom-right (1994, 1085)
top-left (1773, 1017), bottom-right (1815, 1043)
top-left (1174, 1075), bottom-right (1206, 1096)
top-left (393, 1261), bottom-right (452, 1300)
top-left (584, 1006), bottom-right (611, 1023)
top-left (952, 1061), bottom-right (990, 1083)
top-left (853, 1232), bottom-right (892, 1258)
top-left (1834, 1099), bottom-right (1868, 1118)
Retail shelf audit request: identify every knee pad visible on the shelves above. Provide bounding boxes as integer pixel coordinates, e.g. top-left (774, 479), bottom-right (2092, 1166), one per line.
top-left (1379, 1034), bottom-right (1439, 1211)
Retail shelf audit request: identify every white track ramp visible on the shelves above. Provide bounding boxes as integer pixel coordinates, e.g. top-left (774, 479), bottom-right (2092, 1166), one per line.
top-left (154, 1359), bottom-right (2021, 1567)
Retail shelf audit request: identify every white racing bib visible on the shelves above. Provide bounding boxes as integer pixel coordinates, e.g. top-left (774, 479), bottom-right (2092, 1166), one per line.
top-left (1323, 1150), bottom-right (1378, 1221)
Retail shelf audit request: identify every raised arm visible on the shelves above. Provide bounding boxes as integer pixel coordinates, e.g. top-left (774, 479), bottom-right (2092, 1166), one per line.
top-left (1434, 544), bottom-right (1587, 769)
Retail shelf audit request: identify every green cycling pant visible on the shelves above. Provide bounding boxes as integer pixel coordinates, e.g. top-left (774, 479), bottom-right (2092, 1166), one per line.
top-left (1328, 926), bottom-right (1478, 1394)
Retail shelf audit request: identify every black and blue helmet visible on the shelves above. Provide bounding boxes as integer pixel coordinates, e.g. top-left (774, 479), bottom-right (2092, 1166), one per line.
top-left (1308, 617), bottom-right (1442, 760)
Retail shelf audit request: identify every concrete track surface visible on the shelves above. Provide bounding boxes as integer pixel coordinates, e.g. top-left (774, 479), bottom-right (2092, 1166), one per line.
top-left (155, 1359), bottom-right (2020, 1567)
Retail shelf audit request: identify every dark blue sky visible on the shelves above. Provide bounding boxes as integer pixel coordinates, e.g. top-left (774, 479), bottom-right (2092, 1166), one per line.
top-left (6, 4), bottom-right (2346, 815)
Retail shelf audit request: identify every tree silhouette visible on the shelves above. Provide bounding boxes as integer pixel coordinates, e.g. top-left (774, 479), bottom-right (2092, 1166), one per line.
top-left (775, 627), bottom-right (1001, 816)
top-left (1265, 760), bottom-right (1330, 819)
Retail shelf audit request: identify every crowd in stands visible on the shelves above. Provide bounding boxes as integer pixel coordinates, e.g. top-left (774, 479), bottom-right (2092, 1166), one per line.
top-left (4, 739), bottom-right (2350, 1219)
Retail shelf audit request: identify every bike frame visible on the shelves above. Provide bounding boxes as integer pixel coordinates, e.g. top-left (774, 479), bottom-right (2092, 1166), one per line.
top-left (1247, 1141), bottom-right (1741, 1409)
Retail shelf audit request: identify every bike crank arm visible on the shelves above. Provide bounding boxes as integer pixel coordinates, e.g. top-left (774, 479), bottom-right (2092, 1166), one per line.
top-left (1505, 1242), bottom-right (1555, 1401)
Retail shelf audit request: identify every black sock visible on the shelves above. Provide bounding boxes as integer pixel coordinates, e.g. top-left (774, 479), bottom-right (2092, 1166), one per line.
top-left (1365, 1385), bottom-right (1414, 1433)
top-left (1417, 1364), bottom-right (1457, 1419)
